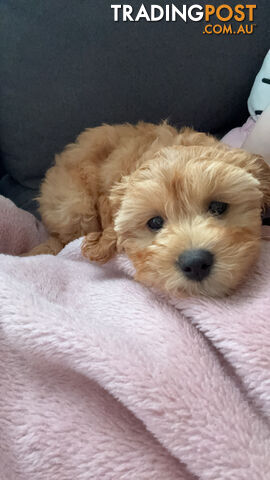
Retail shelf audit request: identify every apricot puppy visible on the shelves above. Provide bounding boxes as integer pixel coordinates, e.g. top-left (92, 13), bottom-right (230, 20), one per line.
top-left (32, 122), bottom-right (270, 297)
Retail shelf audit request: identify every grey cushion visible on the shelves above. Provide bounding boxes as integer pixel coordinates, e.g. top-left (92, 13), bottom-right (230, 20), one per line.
top-left (0, 0), bottom-right (269, 215)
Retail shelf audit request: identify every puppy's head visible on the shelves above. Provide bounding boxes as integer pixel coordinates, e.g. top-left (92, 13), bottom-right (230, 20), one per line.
top-left (111, 145), bottom-right (270, 297)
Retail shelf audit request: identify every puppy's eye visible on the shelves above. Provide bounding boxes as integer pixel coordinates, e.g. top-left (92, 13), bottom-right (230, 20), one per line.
top-left (147, 216), bottom-right (164, 231)
top-left (208, 201), bottom-right (228, 216)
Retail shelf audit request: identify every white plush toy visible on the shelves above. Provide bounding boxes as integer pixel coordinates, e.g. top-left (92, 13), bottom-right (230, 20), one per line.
top-left (222, 49), bottom-right (270, 227)
top-left (223, 49), bottom-right (270, 163)
top-left (244, 50), bottom-right (270, 163)
top-left (248, 49), bottom-right (270, 117)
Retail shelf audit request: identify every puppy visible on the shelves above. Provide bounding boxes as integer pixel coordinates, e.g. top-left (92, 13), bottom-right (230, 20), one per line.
top-left (30, 122), bottom-right (270, 297)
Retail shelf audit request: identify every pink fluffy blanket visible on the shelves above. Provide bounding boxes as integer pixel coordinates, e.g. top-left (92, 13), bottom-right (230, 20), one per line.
top-left (1, 198), bottom-right (270, 479)
top-left (0, 195), bottom-right (47, 255)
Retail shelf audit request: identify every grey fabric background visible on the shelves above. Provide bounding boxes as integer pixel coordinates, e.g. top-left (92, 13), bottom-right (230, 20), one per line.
top-left (0, 0), bottom-right (269, 215)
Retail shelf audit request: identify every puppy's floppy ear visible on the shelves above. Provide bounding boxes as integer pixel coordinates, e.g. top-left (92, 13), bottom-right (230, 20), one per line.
top-left (250, 154), bottom-right (270, 209)
top-left (224, 149), bottom-right (270, 209)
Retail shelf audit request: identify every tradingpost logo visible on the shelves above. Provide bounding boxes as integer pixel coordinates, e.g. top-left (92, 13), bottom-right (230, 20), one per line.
top-left (111, 4), bottom-right (257, 35)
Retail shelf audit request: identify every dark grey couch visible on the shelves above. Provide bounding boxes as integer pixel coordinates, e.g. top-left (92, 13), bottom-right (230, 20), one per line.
top-left (1, 1), bottom-right (269, 216)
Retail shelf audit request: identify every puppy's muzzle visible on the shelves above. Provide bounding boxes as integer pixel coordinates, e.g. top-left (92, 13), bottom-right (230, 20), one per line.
top-left (177, 249), bottom-right (214, 282)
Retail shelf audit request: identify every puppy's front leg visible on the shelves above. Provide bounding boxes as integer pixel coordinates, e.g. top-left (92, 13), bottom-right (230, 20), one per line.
top-left (81, 194), bottom-right (117, 264)
top-left (81, 226), bottom-right (117, 264)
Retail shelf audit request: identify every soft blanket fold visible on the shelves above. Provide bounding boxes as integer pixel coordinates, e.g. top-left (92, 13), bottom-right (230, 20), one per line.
top-left (1, 232), bottom-right (270, 479)
top-left (0, 195), bottom-right (47, 255)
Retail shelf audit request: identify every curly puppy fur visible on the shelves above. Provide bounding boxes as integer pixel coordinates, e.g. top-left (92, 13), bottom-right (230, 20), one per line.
top-left (30, 122), bottom-right (270, 297)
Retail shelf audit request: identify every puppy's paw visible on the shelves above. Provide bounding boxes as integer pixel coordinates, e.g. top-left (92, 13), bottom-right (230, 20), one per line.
top-left (81, 229), bottom-right (116, 264)
top-left (22, 237), bottom-right (64, 256)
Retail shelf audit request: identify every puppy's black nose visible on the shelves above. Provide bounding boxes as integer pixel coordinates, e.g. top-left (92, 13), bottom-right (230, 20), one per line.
top-left (177, 249), bottom-right (214, 282)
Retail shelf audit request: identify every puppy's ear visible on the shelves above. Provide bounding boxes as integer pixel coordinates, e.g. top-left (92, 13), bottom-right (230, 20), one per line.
top-left (249, 154), bottom-right (270, 209)
top-left (180, 133), bottom-right (270, 209)
top-left (225, 149), bottom-right (270, 209)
